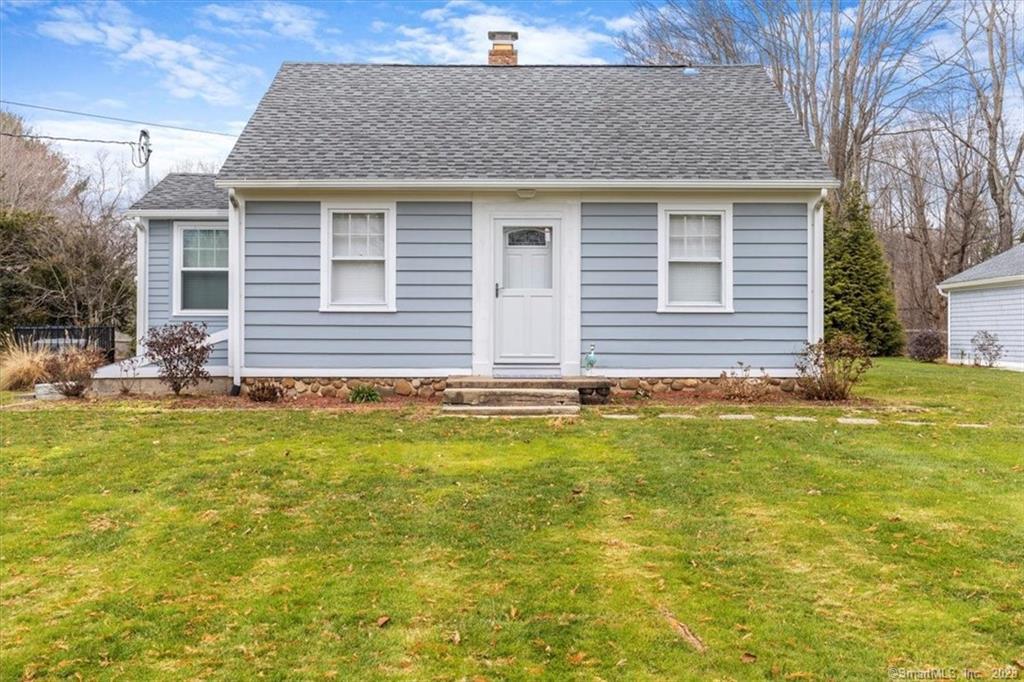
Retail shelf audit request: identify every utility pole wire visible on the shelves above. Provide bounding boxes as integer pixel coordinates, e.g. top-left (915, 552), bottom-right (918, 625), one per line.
top-left (0, 131), bottom-right (137, 146)
top-left (0, 99), bottom-right (237, 137)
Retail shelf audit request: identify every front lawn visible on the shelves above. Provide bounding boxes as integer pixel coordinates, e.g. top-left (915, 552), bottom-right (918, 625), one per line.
top-left (2, 359), bottom-right (1022, 679)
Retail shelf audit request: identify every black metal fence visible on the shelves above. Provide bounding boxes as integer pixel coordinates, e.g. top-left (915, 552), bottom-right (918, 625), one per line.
top-left (12, 326), bottom-right (116, 363)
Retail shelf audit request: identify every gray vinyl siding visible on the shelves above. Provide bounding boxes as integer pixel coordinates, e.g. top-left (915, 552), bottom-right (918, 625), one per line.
top-left (581, 202), bottom-right (808, 370)
top-left (948, 284), bottom-right (1024, 365)
top-left (243, 201), bottom-right (472, 370)
top-left (146, 219), bottom-right (228, 364)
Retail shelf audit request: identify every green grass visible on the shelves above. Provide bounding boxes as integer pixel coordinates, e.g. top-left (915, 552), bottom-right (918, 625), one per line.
top-left (2, 359), bottom-right (1022, 680)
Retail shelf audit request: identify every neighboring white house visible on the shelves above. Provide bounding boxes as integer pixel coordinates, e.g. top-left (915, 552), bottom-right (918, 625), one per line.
top-left (938, 243), bottom-right (1024, 371)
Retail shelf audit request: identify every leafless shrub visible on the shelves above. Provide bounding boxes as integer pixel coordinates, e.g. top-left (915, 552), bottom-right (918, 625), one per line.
top-left (718, 362), bottom-right (773, 401)
top-left (42, 346), bottom-right (103, 397)
top-left (248, 380), bottom-right (283, 403)
top-left (796, 335), bottom-right (873, 401)
top-left (143, 322), bottom-right (211, 395)
top-left (971, 331), bottom-right (1004, 367)
top-left (907, 330), bottom-right (946, 363)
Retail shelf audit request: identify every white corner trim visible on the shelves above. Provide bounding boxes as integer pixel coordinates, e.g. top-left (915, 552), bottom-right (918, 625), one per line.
top-left (937, 274), bottom-right (1024, 292)
top-left (217, 178), bottom-right (841, 190)
top-left (319, 201), bottom-right (397, 312)
top-left (602, 367), bottom-right (800, 378)
top-left (135, 218), bottom-right (149, 350)
top-left (239, 367), bottom-right (472, 378)
top-left (172, 221), bottom-right (230, 318)
top-left (656, 202), bottom-right (734, 314)
top-left (126, 209), bottom-right (228, 219)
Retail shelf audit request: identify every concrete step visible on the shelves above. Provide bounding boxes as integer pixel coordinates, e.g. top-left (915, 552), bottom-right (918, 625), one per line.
top-left (447, 376), bottom-right (611, 390)
top-left (441, 404), bottom-right (581, 417)
top-left (443, 387), bottom-right (580, 407)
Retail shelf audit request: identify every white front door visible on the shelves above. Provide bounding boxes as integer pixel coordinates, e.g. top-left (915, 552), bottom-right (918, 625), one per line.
top-left (495, 219), bottom-right (560, 363)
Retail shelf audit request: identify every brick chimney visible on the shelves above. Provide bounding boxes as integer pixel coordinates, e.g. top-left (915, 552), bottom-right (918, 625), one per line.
top-left (488, 31), bottom-right (518, 66)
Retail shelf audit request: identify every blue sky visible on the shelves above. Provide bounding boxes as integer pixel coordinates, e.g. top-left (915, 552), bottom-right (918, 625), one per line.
top-left (1, 0), bottom-right (637, 183)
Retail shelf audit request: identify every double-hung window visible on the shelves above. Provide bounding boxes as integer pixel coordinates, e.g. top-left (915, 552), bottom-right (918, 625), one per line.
top-left (320, 203), bottom-right (396, 312)
top-left (658, 205), bottom-right (733, 313)
top-left (174, 223), bottom-right (228, 315)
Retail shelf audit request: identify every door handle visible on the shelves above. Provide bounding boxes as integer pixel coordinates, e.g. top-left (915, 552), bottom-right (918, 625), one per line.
top-left (495, 282), bottom-right (501, 298)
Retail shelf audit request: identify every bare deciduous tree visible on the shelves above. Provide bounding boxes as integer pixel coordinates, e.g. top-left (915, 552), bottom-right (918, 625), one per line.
top-left (935, 0), bottom-right (1024, 251)
top-left (618, 0), bottom-right (952, 188)
top-left (1, 113), bottom-right (137, 331)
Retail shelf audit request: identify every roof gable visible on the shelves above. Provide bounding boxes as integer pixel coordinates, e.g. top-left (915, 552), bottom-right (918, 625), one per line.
top-left (941, 243), bottom-right (1024, 287)
top-left (217, 64), bottom-right (836, 185)
top-left (130, 173), bottom-right (226, 212)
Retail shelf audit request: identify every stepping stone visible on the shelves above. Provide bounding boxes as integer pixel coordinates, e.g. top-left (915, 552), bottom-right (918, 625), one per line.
top-left (896, 420), bottom-right (932, 426)
top-left (659, 413), bottom-right (696, 419)
top-left (718, 414), bottom-right (756, 421)
top-left (774, 415), bottom-right (816, 422)
top-left (956, 423), bottom-right (989, 429)
top-left (603, 414), bottom-right (639, 420)
top-left (837, 417), bottom-right (879, 425)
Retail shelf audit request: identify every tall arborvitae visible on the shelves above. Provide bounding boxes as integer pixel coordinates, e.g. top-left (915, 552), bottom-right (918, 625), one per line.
top-left (823, 183), bottom-right (904, 356)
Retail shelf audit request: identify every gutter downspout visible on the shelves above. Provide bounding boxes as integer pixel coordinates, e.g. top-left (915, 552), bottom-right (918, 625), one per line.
top-left (811, 188), bottom-right (827, 343)
top-left (228, 189), bottom-right (242, 392)
top-left (135, 217), bottom-right (149, 354)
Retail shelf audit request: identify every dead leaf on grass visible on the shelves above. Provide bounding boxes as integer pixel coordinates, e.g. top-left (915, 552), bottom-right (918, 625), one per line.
top-left (741, 652), bottom-right (757, 664)
top-left (659, 606), bottom-right (706, 653)
top-left (376, 615), bottom-right (390, 628)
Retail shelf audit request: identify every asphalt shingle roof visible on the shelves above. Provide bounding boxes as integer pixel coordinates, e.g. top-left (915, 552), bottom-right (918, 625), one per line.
top-left (940, 243), bottom-right (1024, 286)
top-left (217, 63), bottom-right (836, 184)
top-left (130, 173), bottom-right (226, 211)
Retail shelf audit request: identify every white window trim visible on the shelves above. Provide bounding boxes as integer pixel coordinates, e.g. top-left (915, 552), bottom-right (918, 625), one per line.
top-left (657, 203), bottom-right (734, 313)
top-left (172, 221), bottom-right (229, 317)
top-left (319, 202), bottom-right (397, 313)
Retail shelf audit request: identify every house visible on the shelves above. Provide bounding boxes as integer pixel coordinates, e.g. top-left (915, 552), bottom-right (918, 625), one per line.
top-left (120, 33), bottom-right (837, 396)
top-left (937, 243), bottom-right (1024, 370)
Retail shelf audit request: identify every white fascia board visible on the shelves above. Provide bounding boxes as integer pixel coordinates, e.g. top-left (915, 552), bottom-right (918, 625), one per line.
top-left (125, 209), bottom-right (229, 219)
top-left (937, 274), bottom-right (1024, 292)
top-left (215, 178), bottom-right (840, 190)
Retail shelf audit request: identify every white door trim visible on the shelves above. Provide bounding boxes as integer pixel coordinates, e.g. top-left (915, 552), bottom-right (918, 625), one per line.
top-left (472, 199), bottom-right (581, 376)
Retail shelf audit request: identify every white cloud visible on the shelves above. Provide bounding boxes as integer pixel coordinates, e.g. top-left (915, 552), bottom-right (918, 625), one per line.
top-left (195, 1), bottom-right (341, 55)
top-left (379, 0), bottom-right (616, 64)
top-left (601, 14), bottom-right (640, 33)
top-left (36, 1), bottom-right (260, 106)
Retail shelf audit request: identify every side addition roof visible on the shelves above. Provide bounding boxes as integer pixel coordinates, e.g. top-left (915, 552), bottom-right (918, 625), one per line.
top-left (217, 64), bottom-right (837, 187)
top-left (940, 243), bottom-right (1024, 289)
top-left (129, 173), bottom-right (227, 213)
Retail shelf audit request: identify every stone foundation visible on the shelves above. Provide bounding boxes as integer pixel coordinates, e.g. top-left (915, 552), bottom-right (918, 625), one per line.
top-left (241, 375), bottom-right (798, 401)
top-left (610, 376), bottom-right (797, 395)
top-left (242, 377), bottom-right (447, 400)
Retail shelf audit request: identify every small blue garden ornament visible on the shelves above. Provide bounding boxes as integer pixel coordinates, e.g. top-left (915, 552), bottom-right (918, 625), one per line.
top-left (582, 344), bottom-right (598, 375)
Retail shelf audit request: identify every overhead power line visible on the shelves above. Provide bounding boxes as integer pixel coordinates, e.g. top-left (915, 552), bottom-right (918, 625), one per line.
top-left (1, 131), bottom-right (136, 146)
top-left (3, 128), bottom-right (153, 170)
top-left (0, 99), bottom-right (237, 137)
